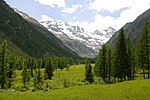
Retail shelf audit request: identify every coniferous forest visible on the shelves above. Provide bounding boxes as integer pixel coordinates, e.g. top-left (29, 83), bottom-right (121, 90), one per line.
top-left (0, 20), bottom-right (149, 91)
top-left (0, 0), bottom-right (150, 100)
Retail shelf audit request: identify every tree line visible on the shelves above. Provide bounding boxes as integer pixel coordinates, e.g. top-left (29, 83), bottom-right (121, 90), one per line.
top-left (0, 20), bottom-right (149, 90)
top-left (84, 20), bottom-right (149, 84)
top-left (0, 41), bottom-right (79, 89)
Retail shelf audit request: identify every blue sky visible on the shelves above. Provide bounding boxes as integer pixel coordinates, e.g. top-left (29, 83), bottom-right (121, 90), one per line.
top-left (4, 0), bottom-right (150, 32)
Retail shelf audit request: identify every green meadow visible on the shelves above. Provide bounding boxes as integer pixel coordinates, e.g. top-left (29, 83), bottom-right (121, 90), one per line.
top-left (0, 64), bottom-right (150, 100)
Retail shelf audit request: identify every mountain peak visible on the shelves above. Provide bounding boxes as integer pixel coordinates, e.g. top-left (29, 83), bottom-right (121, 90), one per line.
top-left (39, 19), bottom-right (116, 57)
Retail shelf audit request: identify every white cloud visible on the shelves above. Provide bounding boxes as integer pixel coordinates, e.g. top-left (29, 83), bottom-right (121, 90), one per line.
top-left (34, 0), bottom-right (65, 7)
top-left (89, 0), bottom-right (134, 13)
top-left (37, 0), bottom-right (150, 32)
top-left (39, 15), bottom-right (53, 21)
top-left (73, 17), bottom-right (76, 20)
top-left (115, 0), bottom-right (150, 28)
top-left (62, 4), bottom-right (83, 13)
top-left (71, 0), bottom-right (150, 32)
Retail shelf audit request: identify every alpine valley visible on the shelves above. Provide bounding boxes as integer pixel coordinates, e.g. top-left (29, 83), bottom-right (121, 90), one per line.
top-left (14, 8), bottom-right (116, 58)
top-left (40, 20), bottom-right (116, 58)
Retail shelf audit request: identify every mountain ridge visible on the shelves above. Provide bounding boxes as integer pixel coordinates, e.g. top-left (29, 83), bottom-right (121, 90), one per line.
top-left (39, 19), bottom-right (116, 58)
top-left (107, 8), bottom-right (150, 47)
top-left (0, 0), bottom-right (80, 58)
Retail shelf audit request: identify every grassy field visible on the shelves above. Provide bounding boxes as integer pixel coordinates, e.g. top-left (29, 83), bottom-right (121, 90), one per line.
top-left (1, 79), bottom-right (150, 100)
top-left (0, 64), bottom-right (150, 100)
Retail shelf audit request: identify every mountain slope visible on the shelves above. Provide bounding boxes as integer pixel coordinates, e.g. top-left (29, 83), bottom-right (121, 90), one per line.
top-left (0, 31), bottom-right (27, 57)
top-left (107, 8), bottom-right (150, 46)
top-left (0, 0), bottom-right (79, 58)
top-left (39, 19), bottom-right (115, 58)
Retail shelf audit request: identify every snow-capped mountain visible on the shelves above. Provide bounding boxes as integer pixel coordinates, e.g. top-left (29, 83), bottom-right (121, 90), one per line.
top-left (40, 20), bottom-right (116, 57)
top-left (14, 8), bottom-right (116, 58)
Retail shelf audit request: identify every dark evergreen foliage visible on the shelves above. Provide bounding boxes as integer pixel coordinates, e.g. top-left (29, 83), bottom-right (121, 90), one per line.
top-left (136, 20), bottom-right (150, 79)
top-left (0, 40), bottom-right (7, 89)
top-left (7, 54), bottom-right (16, 88)
top-left (114, 28), bottom-right (131, 82)
top-left (85, 59), bottom-right (94, 83)
top-left (44, 58), bottom-right (53, 80)
top-left (94, 44), bottom-right (112, 83)
top-left (0, 0), bottom-right (80, 58)
top-left (22, 64), bottom-right (30, 88)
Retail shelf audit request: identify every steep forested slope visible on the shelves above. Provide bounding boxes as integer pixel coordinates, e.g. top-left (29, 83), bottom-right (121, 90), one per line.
top-left (107, 9), bottom-right (150, 46)
top-left (0, 0), bottom-right (79, 58)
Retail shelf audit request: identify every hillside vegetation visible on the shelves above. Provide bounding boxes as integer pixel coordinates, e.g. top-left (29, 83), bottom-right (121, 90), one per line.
top-left (0, 0), bottom-right (79, 58)
top-left (0, 64), bottom-right (150, 100)
top-left (107, 8), bottom-right (150, 47)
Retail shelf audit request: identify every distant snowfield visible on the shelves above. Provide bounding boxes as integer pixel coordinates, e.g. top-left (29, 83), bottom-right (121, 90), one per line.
top-left (40, 20), bottom-right (116, 51)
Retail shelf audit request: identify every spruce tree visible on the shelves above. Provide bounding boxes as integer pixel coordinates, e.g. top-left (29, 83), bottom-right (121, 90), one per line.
top-left (136, 20), bottom-right (149, 79)
top-left (142, 20), bottom-right (150, 79)
top-left (126, 36), bottom-right (134, 80)
top-left (22, 65), bottom-right (27, 88)
top-left (0, 40), bottom-right (7, 89)
top-left (94, 44), bottom-right (107, 82)
top-left (114, 28), bottom-right (129, 82)
top-left (44, 58), bottom-right (53, 80)
top-left (22, 63), bottom-right (30, 88)
top-left (33, 68), bottom-right (43, 89)
top-left (30, 58), bottom-right (34, 77)
top-left (107, 47), bottom-right (112, 82)
top-left (7, 54), bottom-right (16, 88)
top-left (85, 59), bottom-right (94, 83)
top-left (36, 67), bottom-right (43, 89)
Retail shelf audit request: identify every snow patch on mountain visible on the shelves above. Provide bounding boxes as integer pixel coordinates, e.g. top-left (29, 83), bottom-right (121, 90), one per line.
top-left (40, 20), bottom-right (116, 51)
top-left (13, 8), bottom-right (116, 58)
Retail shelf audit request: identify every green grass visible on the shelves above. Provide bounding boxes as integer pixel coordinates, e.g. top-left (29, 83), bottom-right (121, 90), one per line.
top-left (53, 65), bottom-right (85, 80)
top-left (12, 64), bottom-right (86, 90)
top-left (1, 64), bottom-right (150, 100)
top-left (1, 79), bottom-right (150, 100)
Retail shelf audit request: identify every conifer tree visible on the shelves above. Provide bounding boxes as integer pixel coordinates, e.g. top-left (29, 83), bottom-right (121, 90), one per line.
top-left (94, 44), bottom-right (107, 82)
top-left (142, 20), bottom-right (150, 79)
top-left (126, 36), bottom-right (135, 80)
top-left (85, 59), bottom-right (94, 83)
top-left (7, 54), bottom-right (16, 88)
top-left (22, 65), bottom-right (27, 88)
top-left (30, 58), bottom-right (34, 77)
top-left (136, 20), bottom-right (149, 79)
top-left (22, 63), bottom-right (30, 88)
top-left (33, 67), bottom-right (43, 89)
top-left (114, 28), bottom-right (129, 82)
top-left (38, 67), bottom-right (42, 83)
top-left (107, 47), bottom-right (112, 82)
top-left (44, 58), bottom-right (53, 80)
top-left (0, 40), bottom-right (7, 89)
